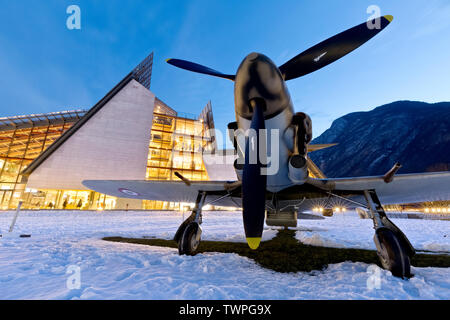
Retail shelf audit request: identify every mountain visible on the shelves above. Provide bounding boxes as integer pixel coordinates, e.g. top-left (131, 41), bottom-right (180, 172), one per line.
top-left (309, 101), bottom-right (450, 178)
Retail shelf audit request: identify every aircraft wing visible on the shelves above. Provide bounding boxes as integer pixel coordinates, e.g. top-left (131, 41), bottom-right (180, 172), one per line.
top-left (82, 180), bottom-right (240, 207)
top-left (319, 171), bottom-right (450, 204)
top-left (84, 171), bottom-right (450, 209)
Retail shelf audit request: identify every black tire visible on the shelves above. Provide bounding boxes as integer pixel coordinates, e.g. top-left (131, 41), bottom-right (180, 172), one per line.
top-left (174, 214), bottom-right (195, 243)
top-left (178, 223), bottom-right (200, 256)
top-left (375, 228), bottom-right (411, 278)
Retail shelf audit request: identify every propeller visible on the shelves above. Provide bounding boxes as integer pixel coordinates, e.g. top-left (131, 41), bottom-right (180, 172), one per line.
top-left (279, 15), bottom-right (394, 80)
top-left (166, 58), bottom-right (235, 81)
top-left (166, 15), bottom-right (393, 82)
top-left (242, 99), bottom-right (267, 249)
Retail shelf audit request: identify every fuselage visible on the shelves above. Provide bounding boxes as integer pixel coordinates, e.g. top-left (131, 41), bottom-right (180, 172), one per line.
top-left (233, 53), bottom-right (297, 193)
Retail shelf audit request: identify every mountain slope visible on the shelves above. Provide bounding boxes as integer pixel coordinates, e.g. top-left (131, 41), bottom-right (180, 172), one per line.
top-left (309, 101), bottom-right (450, 178)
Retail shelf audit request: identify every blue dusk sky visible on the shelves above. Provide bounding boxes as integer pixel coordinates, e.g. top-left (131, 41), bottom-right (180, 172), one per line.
top-left (0, 0), bottom-right (449, 144)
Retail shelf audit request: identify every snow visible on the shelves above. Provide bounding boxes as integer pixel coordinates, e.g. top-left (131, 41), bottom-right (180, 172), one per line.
top-left (0, 210), bottom-right (449, 300)
top-left (295, 211), bottom-right (450, 253)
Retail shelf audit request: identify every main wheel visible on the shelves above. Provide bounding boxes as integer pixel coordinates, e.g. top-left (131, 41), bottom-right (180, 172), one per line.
top-left (174, 214), bottom-right (195, 244)
top-left (374, 228), bottom-right (411, 278)
top-left (178, 222), bottom-right (201, 256)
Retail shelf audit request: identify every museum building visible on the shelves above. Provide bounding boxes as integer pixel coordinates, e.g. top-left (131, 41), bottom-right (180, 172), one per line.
top-left (0, 53), bottom-right (220, 211)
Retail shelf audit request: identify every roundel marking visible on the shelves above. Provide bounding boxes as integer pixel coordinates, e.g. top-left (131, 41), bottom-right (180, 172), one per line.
top-left (118, 188), bottom-right (141, 196)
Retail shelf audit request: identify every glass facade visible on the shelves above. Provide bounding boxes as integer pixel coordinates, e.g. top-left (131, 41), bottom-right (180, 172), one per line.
top-left (0, 111), bottom-right (86, 210)
top-left (143, 99), bottom-right (216, 210)
top-left (24, 189), bottom-right (118, 211)
top-left (132, 52), bottom-right (153, 91)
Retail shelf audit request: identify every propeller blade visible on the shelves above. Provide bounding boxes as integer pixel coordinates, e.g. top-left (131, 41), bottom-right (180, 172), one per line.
top-left (242, 101), bottom-right (267, 250)
top-left (166, 58), bottom-right (236, 81)
top-left (279, 15), bottom-right (394, 81)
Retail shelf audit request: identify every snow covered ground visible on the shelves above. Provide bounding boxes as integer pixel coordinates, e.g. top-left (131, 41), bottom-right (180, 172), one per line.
top-left (295, 212), bottom-right (450, 253)
top-left (0, 210), bottom-right (449, 300)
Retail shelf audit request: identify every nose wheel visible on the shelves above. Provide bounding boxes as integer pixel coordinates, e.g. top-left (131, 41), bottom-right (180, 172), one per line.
top-left (174, 192), bottom-right (206, 256)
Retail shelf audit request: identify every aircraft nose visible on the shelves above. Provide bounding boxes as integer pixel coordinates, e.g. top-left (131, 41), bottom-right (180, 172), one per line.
top-left (235, 53), bottom-right (291, 120)
top-left (247, 52), bottom-right (261, 62)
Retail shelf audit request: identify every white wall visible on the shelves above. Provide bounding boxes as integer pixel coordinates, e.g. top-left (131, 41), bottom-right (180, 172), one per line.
top-left (26, 80), bottom-right (155, 190)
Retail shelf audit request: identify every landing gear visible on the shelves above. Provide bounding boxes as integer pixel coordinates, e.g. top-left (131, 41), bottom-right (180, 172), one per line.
top-left (364, 190), bottom-right (415, 278)
top-left (174, 192), bottom-right (206, 256)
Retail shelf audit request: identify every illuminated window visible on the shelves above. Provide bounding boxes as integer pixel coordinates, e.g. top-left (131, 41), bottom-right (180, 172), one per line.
top-left (144, 103), bottom-right (215, 210)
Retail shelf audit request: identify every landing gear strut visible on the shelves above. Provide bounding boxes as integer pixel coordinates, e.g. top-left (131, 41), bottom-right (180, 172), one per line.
top-left (364, 190), bottom-right (415, 278)
top-left (174, 191), bottom-right (206, 256)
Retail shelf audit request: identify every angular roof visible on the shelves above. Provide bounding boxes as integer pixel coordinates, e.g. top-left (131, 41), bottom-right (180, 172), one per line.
top-left (22, 52), bottom-right (154, 176)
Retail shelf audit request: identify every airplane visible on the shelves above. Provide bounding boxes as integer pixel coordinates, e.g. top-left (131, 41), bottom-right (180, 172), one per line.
top-left (83, 15), bottom-right (450, 279)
